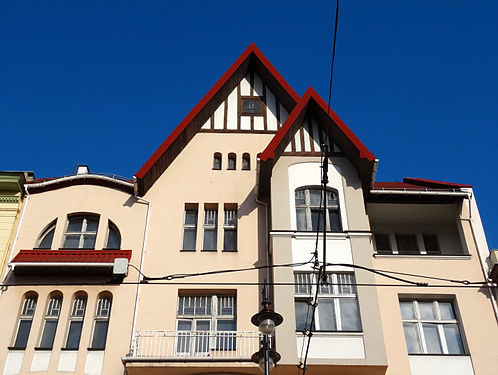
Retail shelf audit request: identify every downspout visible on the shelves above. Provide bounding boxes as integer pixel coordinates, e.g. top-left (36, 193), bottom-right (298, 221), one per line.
top-left (255, 158), bottom-right (270, 288)
top-left (1, 185), bottom-right (30, 293)
top-left (464, 191), bottom-right (498, 322)
top-left (129, 177), bottom-right (151, 355)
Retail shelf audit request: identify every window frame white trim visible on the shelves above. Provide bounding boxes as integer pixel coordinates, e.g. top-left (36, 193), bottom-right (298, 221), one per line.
top-left (62, 215), bottom-right (100, 249)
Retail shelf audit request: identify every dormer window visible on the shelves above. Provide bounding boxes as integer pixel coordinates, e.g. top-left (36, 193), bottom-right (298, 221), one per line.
top-left (242, 99), bottom-right (263, 114)
top-left (63, 215), bottom-right (99, 249)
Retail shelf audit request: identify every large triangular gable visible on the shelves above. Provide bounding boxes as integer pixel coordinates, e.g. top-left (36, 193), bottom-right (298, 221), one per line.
top-left (135, 43), bottom-right (300, 196)
top-left (258, 87), bottom-right (377, 197)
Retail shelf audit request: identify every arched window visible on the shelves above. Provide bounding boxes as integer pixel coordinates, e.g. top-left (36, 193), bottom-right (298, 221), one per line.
top-left (64, 293), bottom-right (87, 349)
top-left (90, 294), bottom-right (112, 349)
top-left (213, 153), bottom-right (222, 170)
top-left (227, 153), bottom-right (236, 170)
top-left (242, 153), bottom-right (250, 170)
top-left (295, 187), bottom-right (341, 232)
top-left (63, 214), bottom-right (99, 249)
top-left (13, 293), bottom-right (38, 348)
top-left (105, 221), bottom-right (121, 249)
top-left (36, 220), bottom-right (57, 249)
top-left (39, 293), bottom-right (62, 349)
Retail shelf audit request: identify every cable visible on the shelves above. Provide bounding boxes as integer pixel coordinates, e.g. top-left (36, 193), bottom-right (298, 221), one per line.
top-left (326, 0), bottom-right (340, 114)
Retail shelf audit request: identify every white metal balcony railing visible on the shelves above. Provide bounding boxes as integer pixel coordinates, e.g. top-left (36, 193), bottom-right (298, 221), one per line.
top-left (128, 330), bottom-right (263, 360)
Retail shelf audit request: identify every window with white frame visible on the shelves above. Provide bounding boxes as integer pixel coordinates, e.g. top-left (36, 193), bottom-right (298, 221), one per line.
top-left (182, 205), bottom-right (198, 251)
top-left (13, 295), bottom-right (37, 348)
top-left (203, 207), bottom-right (218, 251)
top-left (65, 296), bottom-right (87, 349)
top-left (223, 208), bottom-right (237, 251)
top-left (400, 299), bottom-right (465, 355)
top-left (295, 188), bottom-right (341, 232)
top-left (374, 233), bottom-right (445, 255)
top-left (90, 296), bottom-right (112, 349)
top-left (63, 215), bottom-right (99, 249)
top-left (294, 272), bottom-right (361, 332)
top-left (105, 221), bottom-right (121, 249)
top-left (39, 296), bottom-right (62, 349)
top-left (36, 221), bottom-right (56, 249)
top-left (176, 295), bottom-right (236, 354)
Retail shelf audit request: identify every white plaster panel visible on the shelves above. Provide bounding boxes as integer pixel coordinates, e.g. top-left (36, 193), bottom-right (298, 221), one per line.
top-left (288, 162), bottom-right (349, 231)
top-left (227, 87), bottom-right (238, 130)
top-left (303, 122), bottom-right (312, 152)
top-left (311, 120), bottom-right (321, 150)
top-left (84, 351), bottom-right (105, 375)
top-left (254, 116), bottom-right (264, 130)
top-left (409, 355), bottom-right (475, 375)
top-left (294, 131), bottom-right (302, 152)
top-left (285, 142), bottom-right (292, 152)
top-left (292, 237), bottom-right (353, 271)
top-left (253, 74), bottom-right (263, 96)
top-left (241, 74), bottom-right (251, 96)
top-left (240, 116), bottom-right (251, 130)
top-left (201, 119), bottom-right (211, 130)
top-left (266, 89), bottom-right (278, 131)
top-left (280, 106), bottom-right (289, 126)
top-left (296, 335), bottom-right (365, 359)
top-left (214, 101), bottom-right (224, 129)
top-left (31, 351), bottom-right (51, 372)
top-left (58, 350), bottom-right (78, 372)
top-left (3, 351), bottom-right (24, 375)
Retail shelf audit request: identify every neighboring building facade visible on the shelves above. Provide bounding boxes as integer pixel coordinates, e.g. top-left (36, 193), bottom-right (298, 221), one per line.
top-left (0, 44), bottom-right (496, 375)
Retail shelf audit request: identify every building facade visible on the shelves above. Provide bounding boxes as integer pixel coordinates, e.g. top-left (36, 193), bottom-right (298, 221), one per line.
top-left (1, 44), bottom-right (496, 375)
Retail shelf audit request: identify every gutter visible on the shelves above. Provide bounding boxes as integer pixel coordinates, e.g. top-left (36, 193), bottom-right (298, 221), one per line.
top-left (27, 174), bottom-right (133, 189)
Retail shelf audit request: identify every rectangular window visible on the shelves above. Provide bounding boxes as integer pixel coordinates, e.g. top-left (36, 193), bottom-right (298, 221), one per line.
top-left (374, 234), bottom-right (392, 254)
top-left (395, 234), bottom-right (419, 254)
top-left (176, 295), bottom-right (236, 355)
top-left (39, 297), bottom-right (62, 349)
top-left (242, 99), bottom-right (262, 114)
top-left (400, 299), bottom-right (464, 355)
top-left (13, 296), bottom-right (37, 348)
top-left (182, 205), bottom-right (198, 251)
top-left (65, 297), bottom-right (87, 349)
top-left (294, 272), bottom-right (362, 332)
top-left (203, 207), bottom-right (218, 251)
top-left (90, 297), bottom-right (111, 349)
top-left (223, 208), bottom-right (237, 252)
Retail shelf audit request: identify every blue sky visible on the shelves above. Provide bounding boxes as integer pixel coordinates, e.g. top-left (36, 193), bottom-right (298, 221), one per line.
top-left (1, 1), bottom-right (497, 249)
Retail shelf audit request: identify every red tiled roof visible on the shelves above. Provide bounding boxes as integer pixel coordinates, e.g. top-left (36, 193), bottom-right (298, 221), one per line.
top-left (11, 250), bottom-right (132, 264)
top-left (373, 178), bottom-right (471, 191)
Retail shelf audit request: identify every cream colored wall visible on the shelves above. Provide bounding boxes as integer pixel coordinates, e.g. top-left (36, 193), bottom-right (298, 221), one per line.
top-left (0, 193), bottom-right (21, 276)
top-left (0, 184), bottom-right (148, 375)
top-left (137, 132), bottom-right (274, 333)
top-left (270, 155), bottom-right (387, 368)
top-left (370, 199), bottom-right (498, 375)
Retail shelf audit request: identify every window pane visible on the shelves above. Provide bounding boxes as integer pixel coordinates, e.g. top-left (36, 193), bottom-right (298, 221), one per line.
top-left (66, 321), bottom-right (83, 349)
top-left (63, 235), bottom-right (80, 248)
top-left (422, 323), bottom-right (443, 354)
top-left (14, 320), bottom-right (32, 348)
top-left (403, 323), bottom-right (422, 354)
top-left (400, 302), bottom-right (416, 320)
top-left (40, 320), bottom-right (58, 348)
top-left (443, 324), bottom-right (464, 354)
top-left (242, 156), bottom-right (250, 170)
top-left (309, 189), bottom-right (321, 206)
top-left (295, 190), bottom-right (305, 205)
top-left (216, 320), bottom-right (236, 350)
top-left (178, 320), bottom-right (192, 330)
top-left (38, 227), bottom-right (55, 249)
top-left (91, 321), bottom-right (109, 349)
top-left (396, 235), bottom-right (419, 253)
top-left (185, 210), bottom-right (198, 225)
top-left (340, 299), bottom-right (362, 331)
top-left (67, 217), bottom-right (84, 232)
top-left (439, 302), bottom-right (455, 320)
top-left (176, 321), bottom-right (192, 353)
top-left (213, 156), bottom-right (221, 170)
top-left (311, 210), bottom-right (323, 232)
top-left (317, 299), bottom-right (337, 330)
top-left (419, 302), bottom-right (436, 320)
top-left (82, 235), bottom-right (96, 249)
top-left (423, 235), bottom-right (440, 254)
top-left (326, 191), bottom-right (338, 206)
top-left (195, 321), bottom-right (210, 353)
top-left (194, 296), bottom-right (211, 315)
top-left (228, 157), bottom-right (236, 170)
top-left (328, 210), bottom-right (341, 232)
top-left (223, 230), bottom-right (237, 251)
top-left (243, 99), bottom-right (261, 114)
top-left (106, 227), bottom-right (121, 249)
top-left (296, 208), bottom-right (307, 231)
top-left (85, 218), bottom-right (99, 232)
top-left (183, 228), bottom-right (197, 250)
top-left (295, 301), bottom-right (314, 331)
top-left (203, 229), bottom-right (217, 250)
top-left (374, 234), bottom-right (391, 254)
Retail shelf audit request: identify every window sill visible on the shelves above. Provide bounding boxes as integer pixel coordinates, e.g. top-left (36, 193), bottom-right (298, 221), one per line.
top-left (180, 249), bottom-right (196, 252)
top-left (222, 250), bottom-right (238, 252)
top-left (374, 254), bottom-right (471, 260)
top-left (61, 347), bottom-right (79, 351)
top-left (87, 347), bottom-right (105, 351)
top-left (408, 353), bottom-right (469, 357)
top-left (295, 331), bottom-right (363, 336)
top-left (58, 248), bottom-right (96, 251)
top-left (7, 347), bottom-right (26, 351)
top-left (34, 347), bottom-right (53, 351)
top-left (201, 249), bottom-right (218, 252)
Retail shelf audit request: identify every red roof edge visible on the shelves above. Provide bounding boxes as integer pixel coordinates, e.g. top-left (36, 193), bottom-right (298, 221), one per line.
top-left (403, 177), bottom-right (472, 188)
top-left (259, 86), bottom-right (376, 162)
top-left (135, 43), bottom-right (300, 180)
top-left (11, 250), bottom-right (132, 264)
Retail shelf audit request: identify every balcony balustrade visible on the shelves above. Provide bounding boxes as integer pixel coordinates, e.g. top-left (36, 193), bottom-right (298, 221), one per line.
top-left (127, 330), bottom-right (262, 361)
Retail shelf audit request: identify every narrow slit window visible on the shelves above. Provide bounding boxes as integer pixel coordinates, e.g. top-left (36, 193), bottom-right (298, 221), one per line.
top-left (203, 207), bottom-right (218, 251)
top-left (213, 153), bottom-right (222, 170)
top-left (182, 205), bottom-right (198, 251)
top-left (13, 295), bottom-right (37, 348)
top-left (242, 153), bottom-right (250, 170)
top-left (223, 208), bottom-right (237, 252)
top-left (227, 153), bottom-right (236, 170)
top-left (106, 221), bottom-right (121, 249)
top-left (39, 296), bottom-right (62, 349)
top-left (65, 296), bottom-right (87, 349)
top-left (91, 296), bottom-right (112, 349)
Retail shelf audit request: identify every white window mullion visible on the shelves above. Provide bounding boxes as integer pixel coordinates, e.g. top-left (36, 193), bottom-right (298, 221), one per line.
top-left (334, 298), bottom-right (341, 331)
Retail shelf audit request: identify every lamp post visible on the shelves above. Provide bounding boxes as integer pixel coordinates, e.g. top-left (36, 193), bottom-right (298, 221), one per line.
top-left (251, 282), bottom-right (282, 374)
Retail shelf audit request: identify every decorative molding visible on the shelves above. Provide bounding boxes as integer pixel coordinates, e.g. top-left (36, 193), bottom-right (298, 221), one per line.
top-left (0, 195), bottom-right (19, 204)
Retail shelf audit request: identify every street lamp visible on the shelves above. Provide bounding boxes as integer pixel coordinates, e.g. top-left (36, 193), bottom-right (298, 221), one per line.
top-left (251, 284), bottom-right (282, 374)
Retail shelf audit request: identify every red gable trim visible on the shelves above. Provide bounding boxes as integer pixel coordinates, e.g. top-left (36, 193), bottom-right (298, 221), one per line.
top-left (373, 178), bottom-right (471, 191)
top-left (135, 43), bottom-right (300, 180)
top-left (11, 250), bottom-right (132, 264)
top-left (259, 87), bottom-right (375, 162)
top-left (403, 177), bottom-right (472, 188)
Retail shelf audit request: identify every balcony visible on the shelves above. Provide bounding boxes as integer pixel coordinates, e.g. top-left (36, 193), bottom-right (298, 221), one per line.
top-left (126, 330), bottom-right (261, 360)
